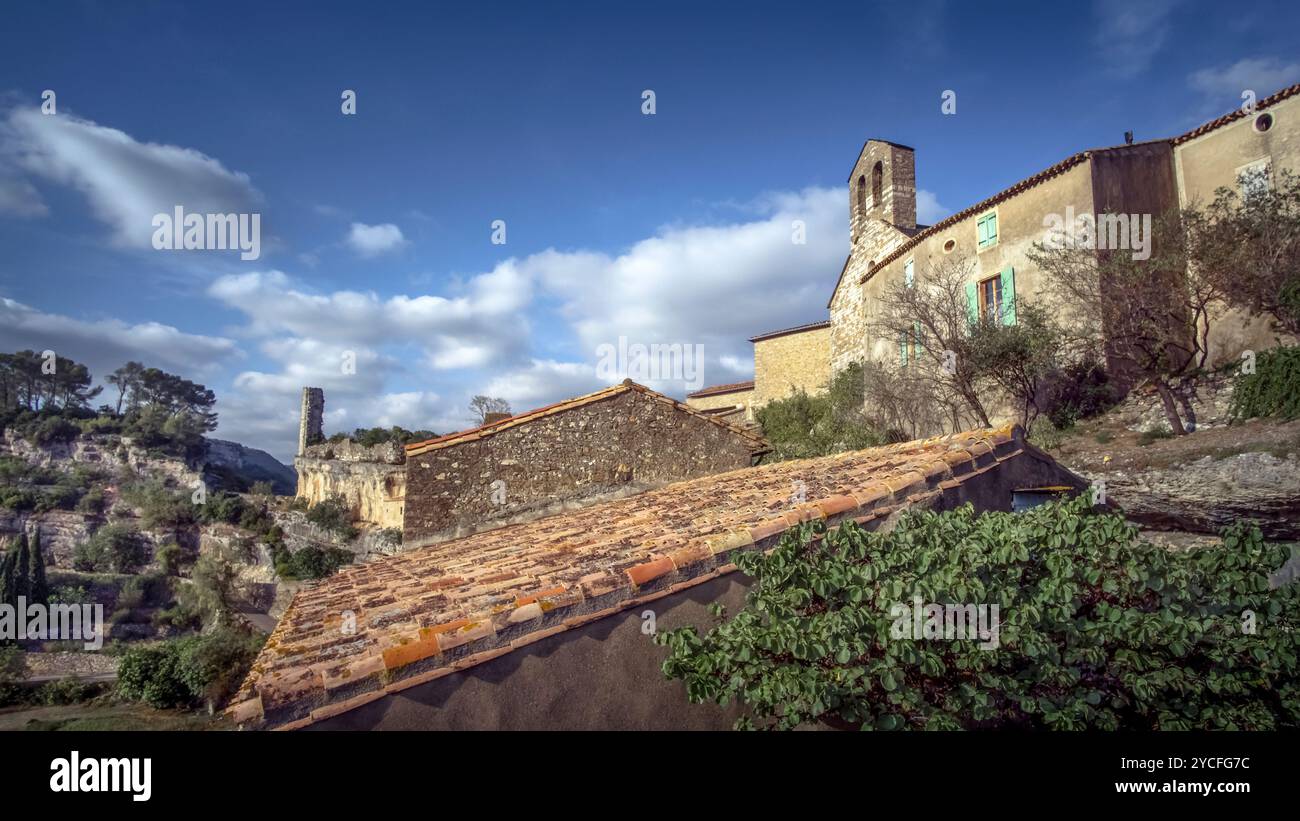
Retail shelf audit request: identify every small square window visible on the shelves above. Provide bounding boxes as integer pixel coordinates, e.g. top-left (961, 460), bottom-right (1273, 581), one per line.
top-left (976, 212), bottom-right (998, 250)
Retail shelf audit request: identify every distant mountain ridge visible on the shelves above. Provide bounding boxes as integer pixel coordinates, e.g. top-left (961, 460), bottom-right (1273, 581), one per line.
top-left (204, 439), bottom-right (296, 496)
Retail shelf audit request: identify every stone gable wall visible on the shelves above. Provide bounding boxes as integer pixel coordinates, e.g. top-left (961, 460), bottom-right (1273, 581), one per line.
top-left (403, 389), bottom-right (756, 545)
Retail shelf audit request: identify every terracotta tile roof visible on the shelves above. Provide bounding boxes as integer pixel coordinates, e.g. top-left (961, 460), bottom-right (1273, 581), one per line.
top-left (406, 379), bottom-right (765, 457)
top-left (229, 422), bottom-right (1065, 729)
top-left (1173, 82), bottom-right (1300, 145)
top-left (749, 320), bottom-right (832, 343)
top-left (685, 380), bottom-right (754, 399)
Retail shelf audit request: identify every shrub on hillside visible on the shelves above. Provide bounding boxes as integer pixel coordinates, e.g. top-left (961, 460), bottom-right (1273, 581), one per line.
top-left (273, 545), bottom-right (354, 580)
top-left (657, 497), bottom-right (1300, 730)
top-left (116, 628), bottom-right (265, 710)
top-left (305, 493), bottom-right (359, 540)
top-left (1230, 345), bottom-right (1300, 421)
top-left (73, 523), bottom-right (147, 573)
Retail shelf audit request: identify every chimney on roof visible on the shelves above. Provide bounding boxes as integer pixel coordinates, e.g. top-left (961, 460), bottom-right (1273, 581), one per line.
top-left (1124, 131), bottom-right (1134, 145)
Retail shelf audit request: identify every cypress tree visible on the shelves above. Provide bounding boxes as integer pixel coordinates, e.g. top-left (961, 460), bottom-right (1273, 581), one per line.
top-left (13, 535), bottom-right (30, 603)
top-left (30, 532), bottom-right (48, 606)
top-left (0, 545), bottom-right (14, 606)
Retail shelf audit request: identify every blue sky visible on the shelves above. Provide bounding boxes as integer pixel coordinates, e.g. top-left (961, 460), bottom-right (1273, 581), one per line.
top-left (1, 0), bottom-right (1297, 461)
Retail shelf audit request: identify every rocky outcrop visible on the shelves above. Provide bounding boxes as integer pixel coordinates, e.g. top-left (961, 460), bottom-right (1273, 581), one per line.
top-left (1093, 451), bottom-right (1300, 539)
top-left (294, 440), bottom-right (405, 529)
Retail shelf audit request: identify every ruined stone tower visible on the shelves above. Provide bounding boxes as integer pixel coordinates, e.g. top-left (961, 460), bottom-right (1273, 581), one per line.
top-left (298, 387), bottom-right (324, 456)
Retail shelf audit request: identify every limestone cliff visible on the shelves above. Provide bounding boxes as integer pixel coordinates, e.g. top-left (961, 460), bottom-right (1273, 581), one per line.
top-left (294, 439), bottom-right (405, 529)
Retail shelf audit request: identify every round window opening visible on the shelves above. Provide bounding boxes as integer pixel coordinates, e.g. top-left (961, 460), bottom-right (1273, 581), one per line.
top-left (942, 238), bottom-right (956, 254)
top-left (1254, 112), bottom-right (1274, 133)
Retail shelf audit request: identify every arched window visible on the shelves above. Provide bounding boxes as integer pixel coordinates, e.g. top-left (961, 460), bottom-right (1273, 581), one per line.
top-left (856, 174), bottom-right (867, 218)
top-left (871, 162), bottom-right (883, 208)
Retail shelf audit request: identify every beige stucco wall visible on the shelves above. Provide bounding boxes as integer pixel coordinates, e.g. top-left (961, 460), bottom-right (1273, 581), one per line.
top-left (1175, 94), bottom-right (1300, 365)
top-left (752, 326), bottom-right (831, 408)
top-left (848, 161), bottom-right (1099, 369)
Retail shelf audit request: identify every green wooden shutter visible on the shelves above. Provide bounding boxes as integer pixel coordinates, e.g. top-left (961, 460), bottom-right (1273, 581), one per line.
top-left (1000, 267), bottom-right (1016, 325)
top-left (899, 331), bottom-right (908, 366)
top-left (976, 217), bottom-right (989, 247)
top-left (913, 320), bottom-right (923, 358)
top-left (965, 281), bottom-right (979, 325)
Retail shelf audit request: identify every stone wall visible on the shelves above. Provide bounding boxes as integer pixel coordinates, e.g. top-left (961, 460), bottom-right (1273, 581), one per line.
top-left (403, 387), bottom-right (758, 545)
top-left (294, 439), bottom-right (405, 530)
top-left (752, 325), bottom-right (831, 409)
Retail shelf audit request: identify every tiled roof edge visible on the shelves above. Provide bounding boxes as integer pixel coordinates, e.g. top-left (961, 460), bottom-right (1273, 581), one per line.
top-left (856, 151), bottom-right (1090, 285)
top-left (1172, 82), bottom-right (1300, 146)
top-left (749, 320), bottom-right (832, 343)
top-left (228, 423), bottom-right (1043, 730)
top-left (686, 380), bottom-right (755, 398)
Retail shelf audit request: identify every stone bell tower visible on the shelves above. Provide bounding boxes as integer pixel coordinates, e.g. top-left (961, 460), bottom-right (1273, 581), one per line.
top-left (848, 139), bottom-right (918, 246)
top-left (298, 387), bottom-right (324, 456)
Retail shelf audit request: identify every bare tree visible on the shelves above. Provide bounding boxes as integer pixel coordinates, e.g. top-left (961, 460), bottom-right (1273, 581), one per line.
top-left (870, 255), bottom-right (994, 429)
top-left (469, 395), bottom-right (512, 425)
top-left (1027, 210), bottom-right (1206, 434)
top-left (1186, 168), bottom-right (1300, 337)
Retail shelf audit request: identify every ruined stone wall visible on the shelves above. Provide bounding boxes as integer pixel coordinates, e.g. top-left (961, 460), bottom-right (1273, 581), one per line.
top-left (294, 439), bottom-right (405, 530)
top-left (752, 326), bottom-right (831, 409)
top-left (403, 389), bottom-right (756, 545)
top-left (298, 387), bottom-right (324, 456)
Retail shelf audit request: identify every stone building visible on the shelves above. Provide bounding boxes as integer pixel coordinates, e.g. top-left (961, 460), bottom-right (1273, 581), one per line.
top-left (402, 380), bottom-right (768, 546)
top-left (685, 320), bottom-right (832, 420)
top-left (713, 83), bottom-right (1300, 428)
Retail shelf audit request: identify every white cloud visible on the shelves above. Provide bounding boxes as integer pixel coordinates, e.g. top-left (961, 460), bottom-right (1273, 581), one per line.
top-left (345, 222), bottom-right (407, 256)
top-left (1092, 0), bottom-right (1182, 78)
top-left (0, 297), bottom-right (240, 382)
top-left (2, 107), bottom-right (260, 248)
top-left (514, 186), bottom-right (846, 397)
top-left (207, 265), bottom-right (532, 369)
top-left (479, 359), bottom-right (606, 411)
top-left (1189, 57), bottom-right (1300, 102)
top-left (916, 189), bottom-right (949, 225)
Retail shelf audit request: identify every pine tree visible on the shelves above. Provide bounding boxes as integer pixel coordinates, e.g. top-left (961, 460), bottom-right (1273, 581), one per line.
top-left (30, 532), bottom-right (48, 606)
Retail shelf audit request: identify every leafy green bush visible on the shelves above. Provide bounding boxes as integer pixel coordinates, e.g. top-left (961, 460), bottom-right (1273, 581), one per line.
top-left (116, 629), bottom-right (265, 710)
top-left (273, 545), bottom-right (354, 580)
top-left (74, 523), bottom-right (146, 573)
top-left (39, 677), bottom-right (106, 705)
top-left (756, 364), bottom-right (882, 461)
top-left (1037, 360), bottom-right (1120, 430)
top-left (1230, 345), bottom-right (1300, 421)
top-left (120, 479), bottom-right (198, 531)
top-left (305, 494), bottom-right (359, 540)
top-left (656, 497), bottom-right (1299, 730)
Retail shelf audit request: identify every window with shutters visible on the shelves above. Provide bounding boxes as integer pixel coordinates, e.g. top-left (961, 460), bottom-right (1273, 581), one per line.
top-left (904, 258), bottom-right (914, 287)
top-left (976, 211), bottom-right (998, 250)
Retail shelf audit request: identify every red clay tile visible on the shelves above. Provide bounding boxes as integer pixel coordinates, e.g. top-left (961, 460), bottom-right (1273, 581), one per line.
top-left (626, 556), bottom-right (676, 587)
